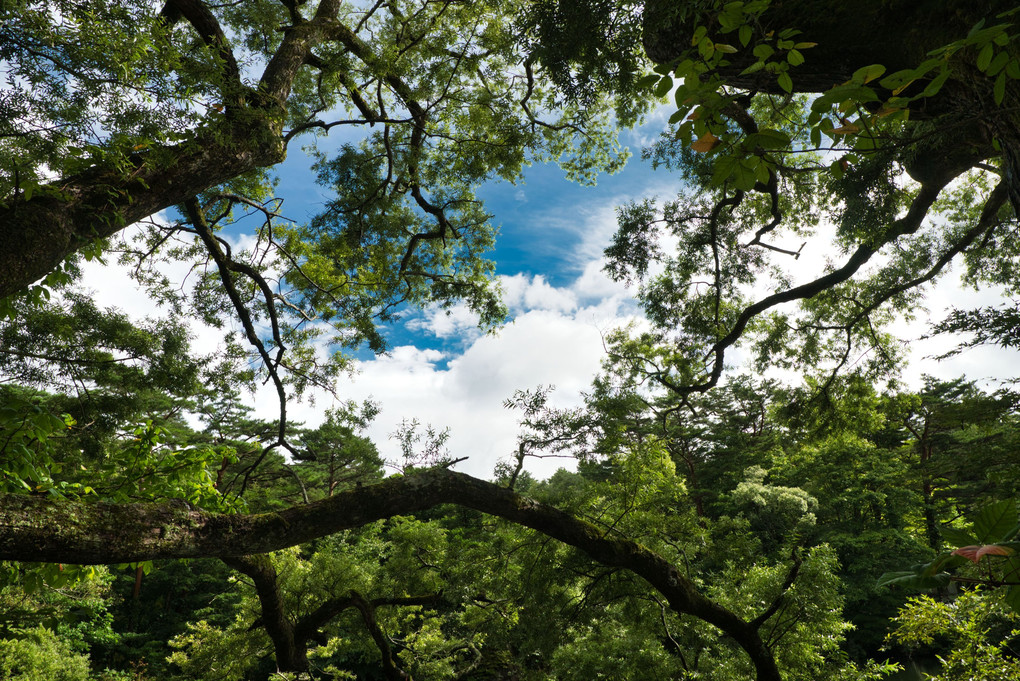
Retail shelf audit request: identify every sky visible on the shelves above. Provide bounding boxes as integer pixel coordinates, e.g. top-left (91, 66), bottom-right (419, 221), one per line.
top-left (75, 109), bottom-right (1020, 481)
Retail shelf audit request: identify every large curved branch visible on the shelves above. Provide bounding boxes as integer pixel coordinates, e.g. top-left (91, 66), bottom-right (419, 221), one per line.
top-left (0, 121), bottom-right (286, 300)
top-left (667, 172), bottom-right (958, 399)
top-left (0, 2), bottom-right (351, 299)
top-left (261, 0), bottom-right (345, 104)
top-left (0, 468), bottom-right (781, 681)
top-left (160, 0), bottom-right (244, 110)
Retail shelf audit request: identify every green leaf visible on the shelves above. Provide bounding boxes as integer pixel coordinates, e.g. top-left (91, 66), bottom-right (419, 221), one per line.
top-left (777, 71), bottom-right (793, 93)
top-left (852, 64), bottom-right (886, 84)
top-left (994, 71), bottom-right (1007, 105)
top-left (732, 158), bottom-right (758, 190)
top-left (974, 499), bottom-right (1017, 543)
top-left (715, 43), bottom-right (738, 54)
top-left (940, 526), bottom-right (978, 547)
top-left (977, 42), bottom-right (995, 72)
top-left (988, 50), bottom-right (1011, 76)
top-left (922, 69), bottom-right (950, 97)
top-left (635, 74), bottom-right (660, 89)
top-left (753, 44), bottom-right (775, 60)
top-left (711, 154), bottom-right (738, 186)
top-left (698, 37), bottom-right (716, 60)
top-left (653, 76), bottom-right (673, 98)
top-left (739, 24), bottom-right (753, 47)
top-left (1008, 59), bottom-right (1020, 79)
top-left (787, 49), bottom-right (804, 66)
top-left (740, 61), bottom-right (766, 75)
top-left (754, 128), bottom-right (791, 149)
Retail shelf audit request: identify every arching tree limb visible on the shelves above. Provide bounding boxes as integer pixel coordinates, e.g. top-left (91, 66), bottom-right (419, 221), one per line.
top-left (0, 468), bottom-right (782, 681)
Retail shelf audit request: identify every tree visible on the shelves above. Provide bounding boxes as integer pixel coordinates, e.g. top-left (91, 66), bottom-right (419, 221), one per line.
top-left (599, 0), bottom-right (1020, 398)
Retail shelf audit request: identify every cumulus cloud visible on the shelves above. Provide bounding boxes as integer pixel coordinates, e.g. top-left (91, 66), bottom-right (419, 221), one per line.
top-left (340, 291), bottom-right (638, 479)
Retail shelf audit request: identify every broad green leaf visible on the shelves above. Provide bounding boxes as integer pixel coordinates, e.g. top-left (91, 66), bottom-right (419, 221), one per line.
top-left (777, 71), bottom-right (793, 93)
top-left (1006, 585), bottom-right (1020, 614)
top-left (740, 61), bottom-right (766, 75)
top-left (974, 499), bottom-right (1017, 543)
top-left (940, 526), bottom-right (978, 546)
top-left (732, 158), bottom-right (758, 190)
top-left (787, 49), bottom-right (804, 66)
top-left (994, 71), bottom-right (1007, 105)
top-left (653, 77), bottom-right (673, 98)
top-left (692, 25), bottom-right (708, 46)
top-left (852, 64), bottom-right (886, 84)
top-left (987, 50), bottom-right (1010, 76)
top-left (754, 128), bottom-right (791, 149)
top-left (635, 74), bottom-right (660, 89)
top-left (923, 69), bottom-right (950, 97)
top-left (977, 42), bottom-right (994, 72)
top-left (739, 24), bottom-right (753, 47)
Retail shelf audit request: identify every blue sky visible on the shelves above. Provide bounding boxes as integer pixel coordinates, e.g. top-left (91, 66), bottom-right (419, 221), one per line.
top-left (77, 110), bottom-right (1020, 480)
top-left (263, 118), bottom-right (675, 363)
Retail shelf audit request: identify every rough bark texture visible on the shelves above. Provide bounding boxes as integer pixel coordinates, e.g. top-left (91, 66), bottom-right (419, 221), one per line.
top-left (0, 0), bottom-right (347, 300)
top-left (641, 0), bottom-right (1018, 184)
top-left (642, 1), bottom-right (1016, 88)
top-left (0, 123), bottom-right (285, 300)
top-left (0, 469), bottom-right (782, 681)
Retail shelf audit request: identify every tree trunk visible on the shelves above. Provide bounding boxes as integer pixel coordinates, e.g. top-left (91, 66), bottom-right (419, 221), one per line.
top-left (0, 120), bottom-right (285, 300)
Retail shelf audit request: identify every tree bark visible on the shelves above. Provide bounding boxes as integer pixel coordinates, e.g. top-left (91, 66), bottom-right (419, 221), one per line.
top-left (642, 1), bottom-right (1016, 87)
top-left (0, 468), bottom-right (782, 681)
top-left (0, 122), bottom-right (285, 300)
top-left (0, 0), bottom-right (347, 300)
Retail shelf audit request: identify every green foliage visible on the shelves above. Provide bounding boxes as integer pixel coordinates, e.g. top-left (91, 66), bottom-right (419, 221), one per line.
top-left (4, 1), bottom-right (1020, 680)
top-left (0, 627), bottom-right (91, 681)
top-left (888, 589), bottom-right (1020, 681)
top-left (0, 391), bottom-right (77, 495)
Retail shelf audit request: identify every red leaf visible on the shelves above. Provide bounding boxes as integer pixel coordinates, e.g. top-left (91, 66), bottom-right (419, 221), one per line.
top-left (952, 544), bottom-right (1014, 564)
top-left (977, 544), bottom-right (1014, 559)
top-left (952, 546), bottom-right (981, 563)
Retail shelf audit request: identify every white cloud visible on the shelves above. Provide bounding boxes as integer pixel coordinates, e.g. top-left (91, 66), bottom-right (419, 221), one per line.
top-left (341, 297), bottom-right (635, 479)
top-left (407, 303), bottom-right (484, 340)
top-left (501, 273), bottom-right (578, 313)
top-left (59, 157), bottom-right (1020, 491)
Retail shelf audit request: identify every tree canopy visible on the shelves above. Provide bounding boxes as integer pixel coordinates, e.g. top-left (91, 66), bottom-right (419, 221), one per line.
top-left (2, 1), bottom-right (1020, 680)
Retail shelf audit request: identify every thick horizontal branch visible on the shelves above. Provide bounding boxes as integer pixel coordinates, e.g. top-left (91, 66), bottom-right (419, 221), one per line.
top-left (0, 120), bottom-right (285, 300)
top-left (0, 2), bottom-right (356, 300)
top-left (0, 468), bottom-right (780, 681)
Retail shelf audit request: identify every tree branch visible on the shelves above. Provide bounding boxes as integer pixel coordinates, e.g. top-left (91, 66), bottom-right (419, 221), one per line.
top-left (0, 468), bottom-right (781, 681)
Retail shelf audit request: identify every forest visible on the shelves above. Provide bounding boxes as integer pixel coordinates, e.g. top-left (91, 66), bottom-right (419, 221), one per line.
top-left (2, 0), bottom-right (1020, 679)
